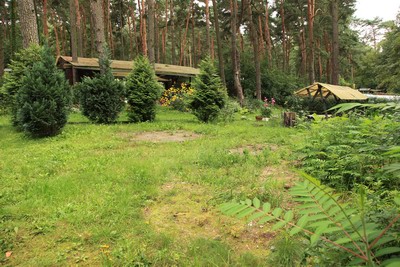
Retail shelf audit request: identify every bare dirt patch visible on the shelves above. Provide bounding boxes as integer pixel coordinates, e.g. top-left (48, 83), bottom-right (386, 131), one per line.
top-left (228, 144), bottom-right (278, 155)
top-left (118, 130), bottom-right (201, 143)
top-left (260, 163), bottom-right (299, 188)
top-left (144, 182), bottom-right (274, 257)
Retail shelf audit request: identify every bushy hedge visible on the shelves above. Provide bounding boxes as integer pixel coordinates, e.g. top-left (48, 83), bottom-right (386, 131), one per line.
top-left (190, 56), bottom-right (227, 122)
top-left (125, 56), bottom-right (163, 122)
top-left (15, 46), bottom-right (71, 137)
top-left (77, 51), bottom-right (125, 124)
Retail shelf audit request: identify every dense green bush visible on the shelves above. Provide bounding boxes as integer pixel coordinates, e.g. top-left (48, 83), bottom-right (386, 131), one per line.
top-left (0, 45), bottom-right (43, 125)
top-left (77, 50), bottom-right (125, 124)
top-left (14, 46), bottom-right (71, 137)
top-left (190, 56), bottom-right (227, 123)
top-left (125, 56), bottom-right (163, 122)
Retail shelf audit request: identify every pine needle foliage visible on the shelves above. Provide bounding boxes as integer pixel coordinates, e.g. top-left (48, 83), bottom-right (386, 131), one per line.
top-left (220, 173), bottom-right (400, 266)
top-left (15, 46), bottom-right (71, 137)
top-left (77, 47), bottom-right (125, 124)
top-left (0, 44), bottom-right (43, 126)
top-left (125, 56), bottom-right (163, 122)
top-left (190, 56), bottom-right (227, 123)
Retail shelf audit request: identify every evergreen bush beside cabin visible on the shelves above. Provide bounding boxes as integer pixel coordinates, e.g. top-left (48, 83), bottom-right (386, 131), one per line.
top-left (77, 49), bottom-right (125, 124)
top-left (125, 56), bottom-right (163, 122)
top-left (15, 46), bottom-right (71, 137)
top-left (190, 56), bottom-right (227, 123)
top-left (0, 45), bottom-right (43, 126)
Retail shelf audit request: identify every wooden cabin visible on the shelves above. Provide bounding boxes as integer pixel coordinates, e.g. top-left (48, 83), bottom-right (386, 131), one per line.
top-left (56, 56), bottom-right (200, 87)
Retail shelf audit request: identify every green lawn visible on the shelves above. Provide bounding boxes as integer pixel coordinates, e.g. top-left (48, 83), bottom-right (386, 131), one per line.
top-left (0, 107), bottom-right (305, 266)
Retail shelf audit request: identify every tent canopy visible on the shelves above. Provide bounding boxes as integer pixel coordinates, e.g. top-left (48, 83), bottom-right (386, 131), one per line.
top-left (295, 82), bottom-right (368, 101)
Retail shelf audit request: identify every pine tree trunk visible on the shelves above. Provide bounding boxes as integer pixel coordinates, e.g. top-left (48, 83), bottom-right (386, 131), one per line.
top-left (139, 0), bottom-right (147, 56)
top-left (0, 15), bottom-right (4, 77)
top-left (16, 0), bottom-right (39, 48)
top-left (324, 30), bottom-right (331, 83)
top-left (299, 29), bottom-right (307, 77)
top-left (317, 38), bottom-right (323, 81)
top-left (147, 0), bottom-right (155, 63)
top-left (307, 0), bottom-right (315, 84)
top-left (246, 0), bottom-right (261, 100)
top-left (191, 6), bottom-right (196, 66)
top-left (70, 0), bottom-right (78, 62)
top-left (331, 0), bottom-right (339, 85)
top-left (50, 10), bottom-right (60, 55)
top-left (170, 0), bottom-right (175, 64)
top-left (212, 0), bottom-right (225, 85)
top-left (279, 0), bottom-right (286, 72)
top-left (75, 0), bottom-right (83, 57)
top-left (163, 0), bottom-right (168, 63)
top-left (230, 0), bottom-right (244, 106)
top-left (205, 0), bottom-right (210, 55)
top-left (179, 0), bottom-right (193, 66)
top-left (90, 0), bottom-right (105, 57)
top-left (11, 0), bottom-right (16, 56)
top-left (129, 3), bottom-right (139, 56)
top-left (264, 0), bottom-right (272, 66)
top-left (43, 0), bottom-right (48, 38)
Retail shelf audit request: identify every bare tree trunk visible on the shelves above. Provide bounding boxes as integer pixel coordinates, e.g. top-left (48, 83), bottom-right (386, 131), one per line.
top-left (246, 0), bottom-right (261, 100)
top-left (90, 0), bottom-right (106, 57)
top-left (139, 0), bottom-right (147, 56)
top-left (147, 0), bottom-right (155, 63)
top-left (129, 3), bottom-right (139, 56)
top-left (317, 38), bottom-right (323, 81)
top-left (70, 0), bottom-right (78, 62)
top-left (324, 30), bottom-right (331, 83)
top-left (299, 29), bottom-right (307, 77)
top-left (127, 12), bottom-right (133, 59)
top-left (331, 0), bottom-right (339, 85)
top-left (17, 0), bottom-right (39, 48)
top-left (212, 0), bottom-right (225, 85)
top-left (170, 0), bottom-right (175, 64)
top-left (179, 0), bottom-right (193, 66)
top-left (43, 0), bottom-right (48, 38)
top-left (205, 0), bottom-right (210, 55)
top-left (81, 5), bottom-right (87, 56)
top-left (307, 0), bottom-right (315, 83)
top-left (0, 13), bottom-right (4, 77)
top-left (191, 5), bottom-right (196, 66)
top-left (74, 0), bottom-right (82, 56)
top-left (11, 0), bottom-right (16, 56)
top-left (230, 0), bottom-right (244, 105)
top-left (264, 0), bottom-right (272, 66)
top-left (279, 0), bottom-right (287, 72)
top-left (155, 5), bottom-right (160, 63)
top-left (258, 15), bottom-right (264, 56)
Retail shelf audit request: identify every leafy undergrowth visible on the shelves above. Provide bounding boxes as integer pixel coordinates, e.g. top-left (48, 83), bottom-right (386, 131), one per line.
top-left (0, 107), bottom-right (303, 266)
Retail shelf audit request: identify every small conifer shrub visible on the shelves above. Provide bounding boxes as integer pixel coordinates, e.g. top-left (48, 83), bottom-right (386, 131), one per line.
top-left (1, 45), bottom-right (43, 126)
top-left (15, 46), bottom-right (71, 137)
top-left (77, 48), bottom-right (125, 124)
top-left (190, 56), bottom-right (227, 122)
top-left (125, 56), bottom-right (163, 122)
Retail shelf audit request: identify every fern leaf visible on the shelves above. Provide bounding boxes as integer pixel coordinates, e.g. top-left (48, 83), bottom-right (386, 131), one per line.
top-left (290, 215), bottom-right (309, 236)
top-left (245, 199), bottom-right (252, 206)
top-left (263, 203), bottom-right (271, 213)
top-left (284, 210), bottom-right (294, 222)
top-left (348, 257), bottom-right (366, 266)
top-left (219, 203), bottom-right (238, 213)
top-left (381, 258), bottom-right (400, 267)
top-left (310, 233), bottom-right (321, 245)
top-left (375, 247), bottom-right (400, 257)
top-left (371, 236), bottom-right (396, 248)
top-left (236, 207), bottom-right (256, 219)
top-left (253, 197), bottom-right (261, 209)
top-left (247, 211), bottom-right (266, 223)
top-left (272, 208), bottom-right (283, 218)
top-left (272, 221), bottom-right (287, 230)
top-left (224, 204), bottom-right (249, 216)
top-left (258, 215), bottom-right (274, 224)
top-left (307, 213), bottom-right (330, 222)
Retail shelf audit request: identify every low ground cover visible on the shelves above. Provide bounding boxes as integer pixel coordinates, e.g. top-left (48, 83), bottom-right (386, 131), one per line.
top-left (0, 107), bottom-right (302, 266)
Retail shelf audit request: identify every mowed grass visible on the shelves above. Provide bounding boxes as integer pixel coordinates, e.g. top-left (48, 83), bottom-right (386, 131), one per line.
top-left (0, 107), bottom-right (305, 266)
